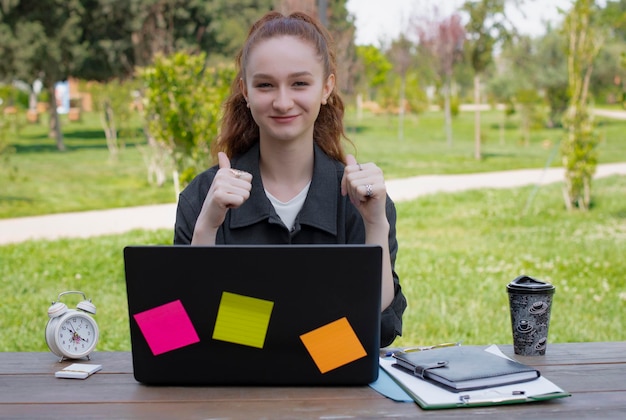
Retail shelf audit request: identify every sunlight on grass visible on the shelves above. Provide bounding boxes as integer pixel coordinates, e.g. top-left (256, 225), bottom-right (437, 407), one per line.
top-left (392, 176), bottom-right (626, 347)
top-left (3, 109), bottom-right (626, 218)
top-left (1, 177), bottom-right (624, 351)
top-left (1, 110), bottom-right (624, 351)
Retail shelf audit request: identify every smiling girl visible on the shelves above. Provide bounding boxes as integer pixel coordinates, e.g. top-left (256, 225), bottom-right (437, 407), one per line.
top-left (174, 11), bottom-right (406, 347)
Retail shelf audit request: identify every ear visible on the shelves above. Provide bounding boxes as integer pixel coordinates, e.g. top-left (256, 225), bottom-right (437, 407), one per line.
top-left (322, 74), bottom-right (335, 105)
top-left (239, 78), bottom-right (249, 105)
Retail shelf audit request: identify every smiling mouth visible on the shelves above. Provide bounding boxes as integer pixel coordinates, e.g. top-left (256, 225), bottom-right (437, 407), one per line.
top-left (271, 115), bottom-right (299, 123)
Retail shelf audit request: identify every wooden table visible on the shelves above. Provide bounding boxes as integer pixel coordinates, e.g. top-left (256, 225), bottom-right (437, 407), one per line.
top-left (1, 342), bottom-right (624, 419)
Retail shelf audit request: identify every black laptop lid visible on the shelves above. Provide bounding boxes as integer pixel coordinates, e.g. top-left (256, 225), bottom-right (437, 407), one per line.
top-left (123, 245), bottom-right (382, 385)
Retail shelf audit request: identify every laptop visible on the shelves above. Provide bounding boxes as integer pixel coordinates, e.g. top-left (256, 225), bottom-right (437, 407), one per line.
top-left (123, 245), bottom-right (382, 385)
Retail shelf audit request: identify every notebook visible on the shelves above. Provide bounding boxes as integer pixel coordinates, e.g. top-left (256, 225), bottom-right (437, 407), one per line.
top-left (123, 244), bottom-right (382, 385)
top-left (379, 345), bottom-right (570, 410)
top-left (392, 346), bottom-right (540, 392)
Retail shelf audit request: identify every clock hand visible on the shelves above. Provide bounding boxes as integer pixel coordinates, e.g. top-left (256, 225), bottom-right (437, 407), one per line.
top-left (71, 324), bottom-right (90, 343)
top-left (68, 321), bottom-right (84, 343)
top-left (68, 319), bottom-right (79, 334)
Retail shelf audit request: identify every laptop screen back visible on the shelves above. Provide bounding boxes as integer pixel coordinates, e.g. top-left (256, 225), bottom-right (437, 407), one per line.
top-left (123, 245), bottom-right (382, 385)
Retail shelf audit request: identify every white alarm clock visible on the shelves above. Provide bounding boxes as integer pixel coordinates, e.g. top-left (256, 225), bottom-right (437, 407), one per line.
top-left (45, 291), bottom-right (99, 361)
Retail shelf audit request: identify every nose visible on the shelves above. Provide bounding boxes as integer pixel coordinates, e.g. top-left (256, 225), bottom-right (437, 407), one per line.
top-left (272, 87), bottom-right (294, 112)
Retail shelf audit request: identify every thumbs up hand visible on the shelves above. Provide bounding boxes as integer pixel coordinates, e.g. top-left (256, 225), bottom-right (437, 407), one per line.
top-left (191, 152), bottom-right (252, 244)
top-left (341, 154), bottom-right (387, 226)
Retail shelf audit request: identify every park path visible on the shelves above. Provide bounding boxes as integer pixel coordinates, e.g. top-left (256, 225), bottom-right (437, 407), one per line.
top-left (1, 162), bottom-right (626, 245)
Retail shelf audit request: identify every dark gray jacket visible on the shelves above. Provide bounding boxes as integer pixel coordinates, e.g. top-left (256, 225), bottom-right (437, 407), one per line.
top-left (174, 142), bottom-right (406, 347)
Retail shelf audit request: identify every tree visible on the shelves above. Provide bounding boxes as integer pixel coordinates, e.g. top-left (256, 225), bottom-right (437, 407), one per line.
top-left (493, 34), bottom-right (552, 144)
top-left (414, 11), bottom-right (465, 147)
top-left (534, 28), bottom-right (570, 128)
top-left (326, 0), bottom-right (358, 96)
top-left (387, 35), bottom-right (413, 141)
top-left (0, 87), bottom-right (17, 177)
top-left (139, 52), bottom-right (234, 197)
top-left (462, 0), bottom-right (512, 159)
top-left (83, 78), bottom-right (141, 161)
top-left (594, 0), bottom-right (626, 105)
top-left (76, 0), bottom-right (138, 81)
top-left (76, 0), bottom-right (274, 79)
top-left (561, 0), bottom-right (603, 211)
top-left (355, 45), bottom-right (392, 100)
top-left (0, 0), bottom-right (90, 151)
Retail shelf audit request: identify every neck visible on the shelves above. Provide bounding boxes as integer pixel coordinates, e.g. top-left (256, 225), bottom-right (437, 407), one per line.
top-left (259, 141), bottom-right (314, 202)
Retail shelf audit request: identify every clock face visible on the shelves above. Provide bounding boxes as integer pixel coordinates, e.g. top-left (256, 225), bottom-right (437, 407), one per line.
top-left (55, 313), bottom-right (98, 358)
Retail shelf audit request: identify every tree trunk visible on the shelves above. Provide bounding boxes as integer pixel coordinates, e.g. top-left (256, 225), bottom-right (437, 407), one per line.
top-left (101, 101), bottom-right (119, 161)
top-left (47, 84), bottom-right (65, 151)
top-left (500, 112), bottom-right (505, 145)
top-left (443, 76), bottom-right (453, 147)
top-left (173, 169), bottom-right (180, 202)
top-left (473, 74), bottom-right (481, 160)
top-left (398, 75), bottom-right (406, 142)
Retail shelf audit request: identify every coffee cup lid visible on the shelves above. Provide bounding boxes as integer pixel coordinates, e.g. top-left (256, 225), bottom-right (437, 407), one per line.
top-left (507, 275), bottom-right (555, 294)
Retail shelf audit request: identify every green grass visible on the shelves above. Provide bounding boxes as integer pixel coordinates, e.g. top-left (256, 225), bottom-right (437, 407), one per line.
top-left (393, 176), bottom-right (626, 347)
top-left (1, 177), bottom-right (624, 351)
top-left (0, 108), bottom-right (625, 351)
top-left (0, 113), bottom-right (175, 218)
top-left (345, 110), bottom-right (626, 179)
top-left (2, 108), bottom-right (626, 218)
top-left (0, 230), bottom-right (171, 352)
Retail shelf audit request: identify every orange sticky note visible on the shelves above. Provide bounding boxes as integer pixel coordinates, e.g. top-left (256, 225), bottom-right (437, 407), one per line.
top-left (299, 317), bottom-right (367, 374)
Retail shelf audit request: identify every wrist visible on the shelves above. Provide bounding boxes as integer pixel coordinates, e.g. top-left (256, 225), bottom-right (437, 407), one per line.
top-left (363, 218), bottom-right (389, 232)
top-left (191, 221), bottom-right (219, 245)
top-left (363, 219), bottom-right (390, 241)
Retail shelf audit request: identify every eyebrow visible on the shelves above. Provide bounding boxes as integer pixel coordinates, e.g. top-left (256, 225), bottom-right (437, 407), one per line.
top-left (251, 71), bottom-right (315, 79)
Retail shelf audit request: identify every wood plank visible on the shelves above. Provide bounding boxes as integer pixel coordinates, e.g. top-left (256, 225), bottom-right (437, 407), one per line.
top-left (0, 351), bottom-right (132, 374)
top-left (2, 360), bottom-right (624, 404)
top-left (501, 342), bottom-right (626, 366)
top-left (1, 372), bottom-right (377, 404)
top-left (2, 342), bottom-right (623, 375)
top-left (534, 364), bottom-right (626, 392)
top-left (1, 392), bottom-right (625, 420)
top-left (2, 342), bottom-right (625, 420)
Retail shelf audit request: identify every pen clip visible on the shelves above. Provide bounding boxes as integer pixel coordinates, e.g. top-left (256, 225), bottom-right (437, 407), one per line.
top-left (459, 391), bottom-right (527, 405)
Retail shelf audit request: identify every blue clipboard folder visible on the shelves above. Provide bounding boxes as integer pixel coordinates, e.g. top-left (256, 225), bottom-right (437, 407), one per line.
top-left (378, 345), bottom-right (571, 410)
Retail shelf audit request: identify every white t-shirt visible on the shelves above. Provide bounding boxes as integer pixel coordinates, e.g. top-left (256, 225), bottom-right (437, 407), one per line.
top-left (265, 182), bottom-right (311, 231)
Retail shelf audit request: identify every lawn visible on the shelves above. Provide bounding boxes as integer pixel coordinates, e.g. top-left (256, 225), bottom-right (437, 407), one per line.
top-left (2, 107), bottom-right (626, 218)
top-left (0, 108), bottom-right (624, 351)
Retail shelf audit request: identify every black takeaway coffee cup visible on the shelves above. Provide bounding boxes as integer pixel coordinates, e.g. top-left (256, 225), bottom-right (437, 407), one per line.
top-left (507, 275), bottom-right (556, 356)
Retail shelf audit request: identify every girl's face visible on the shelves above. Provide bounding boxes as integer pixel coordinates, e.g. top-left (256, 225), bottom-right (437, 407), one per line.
top-left (241, 35), bottom-right (335, 146)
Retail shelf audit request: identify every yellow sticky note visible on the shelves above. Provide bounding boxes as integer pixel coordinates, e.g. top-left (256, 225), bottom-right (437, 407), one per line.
top-left (212, 291), bottom-right (274, 348)
top-left (299, 317), bottom-right (367, 374)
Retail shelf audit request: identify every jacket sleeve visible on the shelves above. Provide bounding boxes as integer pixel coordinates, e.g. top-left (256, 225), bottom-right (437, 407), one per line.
top-left (173, 168), bottom-right (217, 245)
top-left (380, 196), bottom-right (407, 348)
top-left (173, 193), bottom-right (197, 245)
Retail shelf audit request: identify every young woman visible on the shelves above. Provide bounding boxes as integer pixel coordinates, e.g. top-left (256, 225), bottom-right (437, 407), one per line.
top-left (174, 11), bottom-right (406, 347)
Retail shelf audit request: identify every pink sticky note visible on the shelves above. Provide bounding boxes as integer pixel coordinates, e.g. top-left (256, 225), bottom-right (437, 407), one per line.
top-left (133, 300), bottom-right (200, 356)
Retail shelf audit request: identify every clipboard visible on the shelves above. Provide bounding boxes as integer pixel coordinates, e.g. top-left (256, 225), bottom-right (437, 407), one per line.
top-left (378, 345), bottom-right (571, 410)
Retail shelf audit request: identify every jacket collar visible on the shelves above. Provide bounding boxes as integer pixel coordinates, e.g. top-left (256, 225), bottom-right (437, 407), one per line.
top-left (229, 142), bottom-right (339, 235)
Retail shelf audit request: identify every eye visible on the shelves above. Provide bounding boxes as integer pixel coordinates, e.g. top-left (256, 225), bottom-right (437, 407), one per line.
top-left (255, 82), bottom-right (273, 88)
top-left (293, 81), bottom-right (310, 87)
